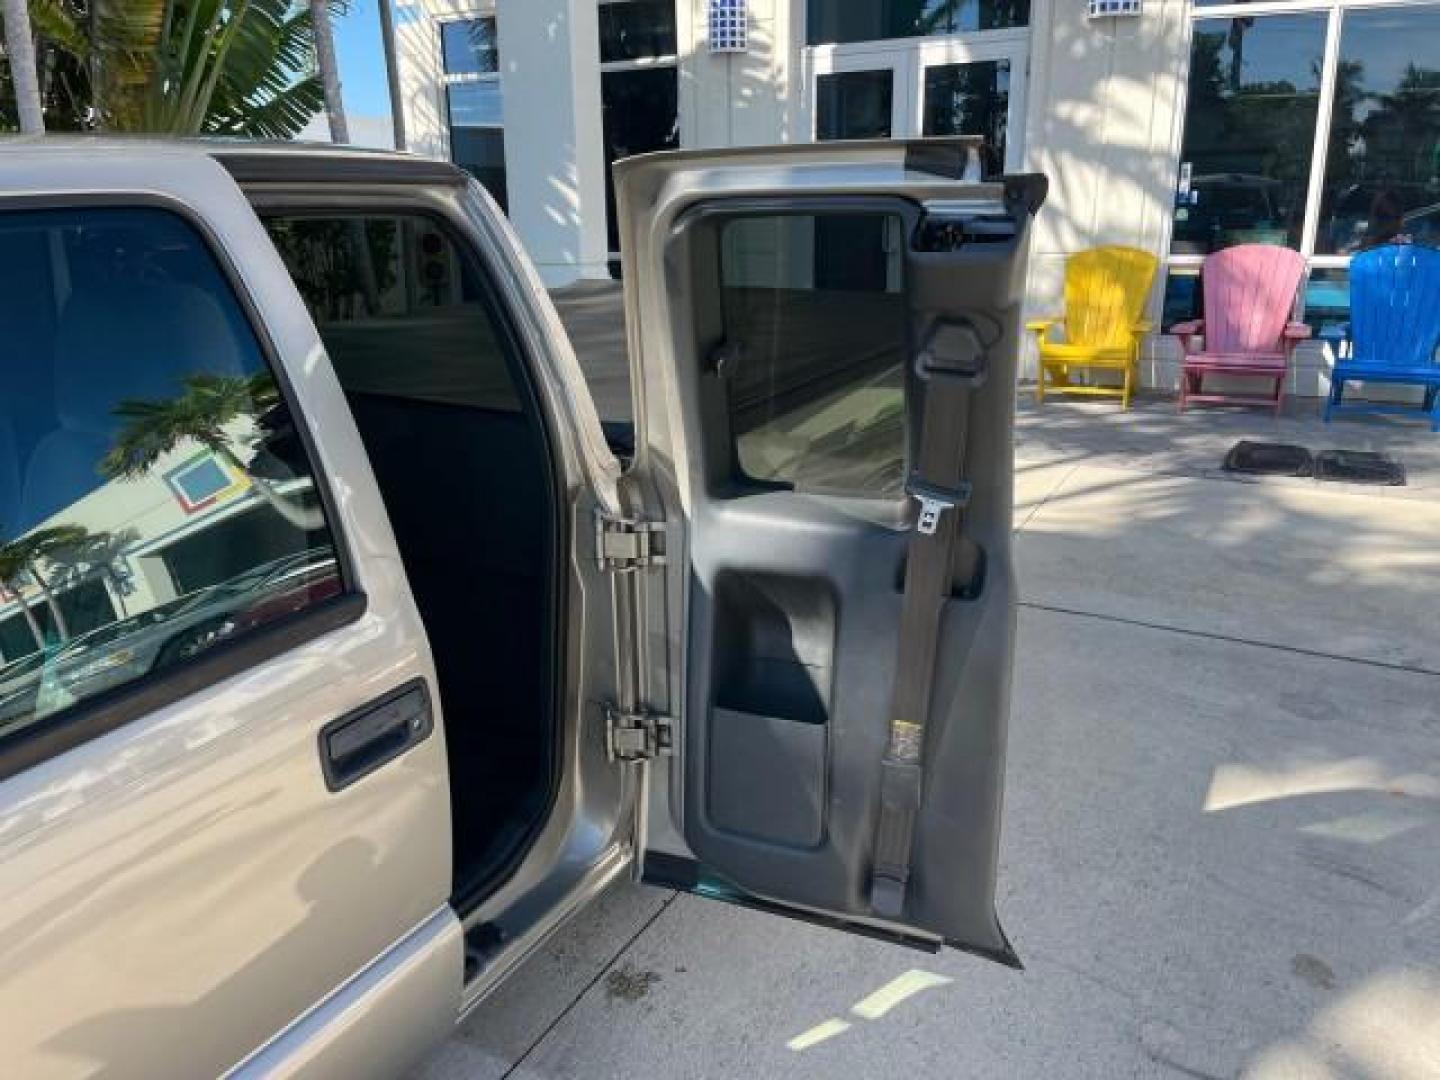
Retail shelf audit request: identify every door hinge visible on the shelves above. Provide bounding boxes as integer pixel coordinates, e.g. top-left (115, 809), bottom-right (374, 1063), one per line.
top-left (596, 514), bottom-right (666, 572)
top-left (603, 703), bottom-right (675, 762)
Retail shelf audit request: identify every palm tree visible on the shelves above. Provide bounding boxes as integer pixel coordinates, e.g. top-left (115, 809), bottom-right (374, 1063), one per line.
top-left (100, 372), bottom-right (324, 531)
top-left (22, 0), bottom-right (327, 136)
top-left (0, 548), bottom-right (47, 652)
top-left (0, 525), bottom-right (87, 645)
top-left (2, 0), bottom-right (46, 132)
top-left (308, 0), bottom-right (346, 142)
top-left (43, 526), bottom-right (138, 619)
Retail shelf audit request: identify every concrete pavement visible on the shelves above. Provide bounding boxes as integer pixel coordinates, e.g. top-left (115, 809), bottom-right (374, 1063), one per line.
top-left (416, 397), bottom-right (1440, 1079)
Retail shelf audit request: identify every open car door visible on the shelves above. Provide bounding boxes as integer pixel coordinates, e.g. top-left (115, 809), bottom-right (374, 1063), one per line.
top-left (611, 139), bottom-right (1045, 962)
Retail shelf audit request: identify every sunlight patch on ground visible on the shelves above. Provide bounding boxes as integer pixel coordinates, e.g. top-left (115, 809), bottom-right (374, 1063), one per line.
top-left (786, 969), bottom-right (953, 1052)
top-left (1204, 757), bottom-right (1440, 813)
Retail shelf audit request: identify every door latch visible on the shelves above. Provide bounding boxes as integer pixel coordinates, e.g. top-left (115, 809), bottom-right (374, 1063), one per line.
top-left (596, 514), bottom-right (666, 572)
top-left (603, 703), bottom-right (674, 762)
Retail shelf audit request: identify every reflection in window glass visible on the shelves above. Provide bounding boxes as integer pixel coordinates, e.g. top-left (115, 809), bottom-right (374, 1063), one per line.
top-left (448, 83), bottom-right (508, 211)
top-left (922, 59), bottom-right (1009, 177)
top-left (264, 215), bottom-right (521, 412)
top-left (1160, 269), bottom-right (1202, 331)
top-left (807, 0), bottom-right (1029, 46)
top-left (1172, 14), bottom-right (1325, 255)
top-left (1305, 268), bottom-right (1352, 344)
top-left (601, 67), bottom-right (680, 253)
top-left (599, 0), bottom-right (677, 63)
top-left (441, 18), bottom-right (499, 75)
top-left (816, 70), bottom-right (894, 140)
top-left (0, 208), bottom-right (338, 741)
top-left (1316, 7), bottom-right (1440, 255)
top-left (719, 214), bottom-right (907, 496)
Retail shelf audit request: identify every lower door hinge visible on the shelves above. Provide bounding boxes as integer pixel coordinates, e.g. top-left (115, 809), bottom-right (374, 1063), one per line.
top-left (603, 704), bottom-right (674, 762)
top-left (596, 514), bottom-right (666, 572)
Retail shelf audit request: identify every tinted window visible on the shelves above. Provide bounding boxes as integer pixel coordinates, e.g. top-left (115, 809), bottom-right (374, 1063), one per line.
top-left (599, 0), bottom-right (677, 63)
top-left (922, 60), bottom-right (1009, 177)
top-left (1172, 14), bottom-right (1325, 255)
top-left (807, 0), bottom-right (1029, 45)
top-left (0, 208), bottom-right (339, 742)
top-left (442, 18), bottom-right (499, 75)
top-left (816, 70), bottom-right (894, 140)
top-left (601, 67), bottom-right (680, 253)
top-left (719, 214), bottom-right (907, 496)
top-left (1315, 7), bottom-right (1440, 254)
top-left (265, 215), bottom-right (522, 412)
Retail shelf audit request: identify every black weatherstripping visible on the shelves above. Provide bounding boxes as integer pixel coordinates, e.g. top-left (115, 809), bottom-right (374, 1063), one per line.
top-left (319, 679), bottom-right (434, 791)
top-left (214, 149), bottom-right (468, 187)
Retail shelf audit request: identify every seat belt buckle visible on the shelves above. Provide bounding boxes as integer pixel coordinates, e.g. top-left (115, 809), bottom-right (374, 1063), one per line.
top-left (906, 477), bottom-right (973, 536)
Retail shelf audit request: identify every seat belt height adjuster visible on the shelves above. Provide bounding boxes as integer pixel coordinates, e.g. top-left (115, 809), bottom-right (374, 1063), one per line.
top-left (906, 477), bottom-right (973, 536)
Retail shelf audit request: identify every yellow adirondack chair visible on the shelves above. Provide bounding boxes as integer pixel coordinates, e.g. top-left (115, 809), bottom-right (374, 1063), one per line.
top-left (1026, 245), bottom-right (1159, 409)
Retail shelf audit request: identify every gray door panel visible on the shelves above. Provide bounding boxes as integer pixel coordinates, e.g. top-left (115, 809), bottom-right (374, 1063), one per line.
top-left (618, 141), bottom-right (1042, 957)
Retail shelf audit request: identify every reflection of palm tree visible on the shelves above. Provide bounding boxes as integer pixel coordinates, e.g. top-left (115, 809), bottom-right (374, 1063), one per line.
top-left (0, 526), bottom-right (88, 645)
top-left (46, 528), bottom-right (140, 619)
top-left (100, 373), bottom-right (324, 531)
top-left (0, 547), bottom-right (47, 652)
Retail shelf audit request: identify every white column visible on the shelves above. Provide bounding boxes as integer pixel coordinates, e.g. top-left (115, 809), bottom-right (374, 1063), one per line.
top-left (496, 0), bottom-right (610, 284)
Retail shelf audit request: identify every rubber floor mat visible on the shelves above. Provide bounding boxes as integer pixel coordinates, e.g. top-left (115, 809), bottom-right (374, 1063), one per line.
top-left (1314, 449), bottom-right (1406, 486)
top-left (1222, 440), bottom-right (1314, 477)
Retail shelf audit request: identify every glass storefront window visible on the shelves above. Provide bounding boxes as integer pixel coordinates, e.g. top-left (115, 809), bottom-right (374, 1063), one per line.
top-left (601, 67), bottom-right (680, 253)
top-left (1305, 268), bottom-right (1352, 342)
top-left (922, 59), bottom-right (1009, 176)
top-left (1171, 14), bottom-right (1325, 256)
top-left (807, 0), bottom-right (1029, 46)
top-left (1160, 268), bottom-right (1202, 332)
top-left (816, 70), bottom-right (895, 140)
top-left (447, 83), bottom-right (508, 211)
top-left (599, 0), bottom-right (677, 63)
top-left (1314, 6), bottom-right (1440, 255)
top-left (441, 18), bottom-right (499, 75)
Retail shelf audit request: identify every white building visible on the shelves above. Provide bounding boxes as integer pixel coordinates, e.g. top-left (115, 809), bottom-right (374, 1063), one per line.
top-left (394, 0), bottom-right (1440, 395)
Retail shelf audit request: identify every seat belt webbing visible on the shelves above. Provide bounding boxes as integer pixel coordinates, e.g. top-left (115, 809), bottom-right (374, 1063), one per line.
top-left (869, 320), bottom-right (985, 920)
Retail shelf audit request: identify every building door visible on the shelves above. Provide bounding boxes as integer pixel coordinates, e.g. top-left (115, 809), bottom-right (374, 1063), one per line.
top-left (807, 34), bottom-right (1028, 174)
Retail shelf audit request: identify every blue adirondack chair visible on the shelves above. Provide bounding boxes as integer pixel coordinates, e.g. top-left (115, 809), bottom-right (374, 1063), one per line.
top-left (1324, 243), bottom-right (1440, 431)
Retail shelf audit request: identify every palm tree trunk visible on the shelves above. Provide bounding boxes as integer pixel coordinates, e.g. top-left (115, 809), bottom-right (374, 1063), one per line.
top-left (377, 0), bottom-right (405, 150)
top-left (310, 0), bottom-right (348, 143)
top-left (3, 0), bottom-right (46, 134)
top-left (3, 587), bottom-right (46, 652)
top-left (26, 566), bottom-right (71, 642)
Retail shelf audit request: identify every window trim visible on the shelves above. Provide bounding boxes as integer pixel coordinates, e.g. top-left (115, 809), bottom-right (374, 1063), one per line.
top-left (436, 12), bottom-right (506, 189)
top-left (0, 193), bottom-right (364, 777)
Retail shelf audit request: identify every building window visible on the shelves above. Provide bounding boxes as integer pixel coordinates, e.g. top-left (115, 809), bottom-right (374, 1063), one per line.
top-left (599, 0), bottom-right (680, 268)
top-left (1166, 0), bottom-right (1440, 326)
top-left (807, 0), bottom-right (1030, 47)
top-left (442, 17), bottom-right (508, 211)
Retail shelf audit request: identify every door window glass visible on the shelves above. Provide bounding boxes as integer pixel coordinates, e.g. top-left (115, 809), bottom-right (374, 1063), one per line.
top-left (1315, 6), bottom-right (1440, 255)
top-left (922, 59), bottom-right (1010, 176)
top-left (0, 207), bottom-right (339, 743)
top-left (1171, 14), bottom-right (1325, 255)
top-left (816, 70), bottom-right (894, 140)
top-left (807, 0), bottom-right (1030, 46)
top-left (719, 213), bottom-right (908, 497)
top-left (264, 215), bottom-right (522, 412)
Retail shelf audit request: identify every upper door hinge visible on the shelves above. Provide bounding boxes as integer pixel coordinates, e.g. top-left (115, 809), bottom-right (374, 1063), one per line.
top-left (603, 704), bottom-right (675, 762)
top-left (596, 514), bottom-right (666, 572)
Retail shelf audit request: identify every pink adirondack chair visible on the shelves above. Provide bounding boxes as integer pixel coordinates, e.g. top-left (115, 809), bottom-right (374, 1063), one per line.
top-left (1172, 245), bottom-right (1311, 414)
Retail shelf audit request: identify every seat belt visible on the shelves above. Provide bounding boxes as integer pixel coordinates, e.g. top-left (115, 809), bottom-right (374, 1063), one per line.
top-left (869, 317), bottom-right (988, 920)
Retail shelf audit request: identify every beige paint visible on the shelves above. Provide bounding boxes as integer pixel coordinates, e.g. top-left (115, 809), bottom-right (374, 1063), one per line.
top-left (0, 147), bottom-right (458, 1078)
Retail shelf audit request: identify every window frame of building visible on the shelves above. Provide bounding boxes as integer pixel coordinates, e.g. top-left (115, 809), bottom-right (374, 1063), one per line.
top-left (437, 11), bottom-right (508, 211)
top-left (801, 12), bottom-right (1031, 173)
top-left (598, 0), bottom-right (682, 266)
top-left (1165, 0), bottom-right (1440, 331)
